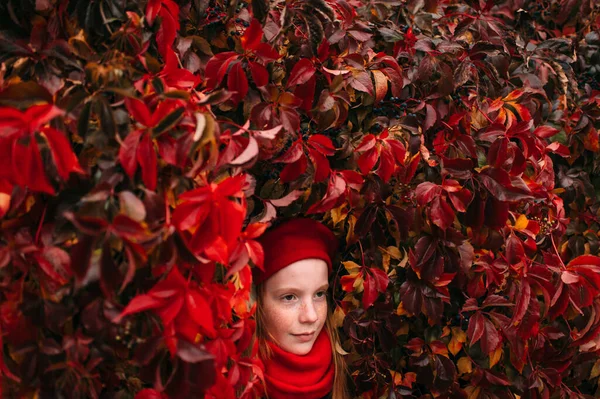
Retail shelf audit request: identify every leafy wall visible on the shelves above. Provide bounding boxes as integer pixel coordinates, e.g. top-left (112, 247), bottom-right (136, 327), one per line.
top-left (1, 0), bottom-right (600, 398)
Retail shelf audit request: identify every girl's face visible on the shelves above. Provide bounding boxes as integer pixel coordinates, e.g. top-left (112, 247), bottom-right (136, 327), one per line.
top-left (261, 258), bottom-right (329, 355)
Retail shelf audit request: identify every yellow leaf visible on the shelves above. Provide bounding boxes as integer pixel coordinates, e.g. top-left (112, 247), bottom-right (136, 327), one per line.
top-left (489, 346), bottom-right (502, 368)
top-left (448, 327), bottom-right (467, 356)
top-left (457, 357), bottom-right (473, 375)
top-left (402, 372), bottom-right (417, 387)
top-left (441, 326), bottom-right (451, 338)
top-left (390, 370), bottom-right (403, 386)
top-left (590, 359), bottom-right (600, 379)
top-left (335, 340), bottom-right (350, 355)
top-left (514, 214), bottom-right (529, 230)
top-left (465, 385), bottom-right (481, 399)
top-left (332, 305), bottom-right (346, 329)
top-left (342, 261), bottom-right (361, 274)
top-left (330, 203), bottom-right (348, 226)
top-left (345, 214), bottom-right (356, 245)
top-left (397, 301), bottom-right (410, 316)
top-left (396, 321), bottom-right (410, 336)
top-left (382, 252), bottom-right (391, 273)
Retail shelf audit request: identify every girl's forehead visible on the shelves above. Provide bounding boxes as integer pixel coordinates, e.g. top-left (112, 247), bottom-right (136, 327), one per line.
top-left (264, 258), bottom-right (329, 289)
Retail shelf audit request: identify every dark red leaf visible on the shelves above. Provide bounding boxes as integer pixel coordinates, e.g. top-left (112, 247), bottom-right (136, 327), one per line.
top-left (136, 133), bottom-right (158, 190)
top-left (249, 61), bottom-right (269, 87)
top-left (241, 19), bottom-right (263, 51)
top-left (227, 62), bottom-right (249, 106)
top-left (306, 173), bottom-right (346, 214)
top-left (287, 58), bottom-right (316, 87)
top-left (430, 196), bottom-right (455, 230)
top-left (279, 156), bottom-right (307, 183)
top-left (357, 148), bottom-right (378, 175)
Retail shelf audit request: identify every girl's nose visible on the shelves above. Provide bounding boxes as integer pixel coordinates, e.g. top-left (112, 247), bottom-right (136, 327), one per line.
top-left (298, 300), bottom-right (319, 324)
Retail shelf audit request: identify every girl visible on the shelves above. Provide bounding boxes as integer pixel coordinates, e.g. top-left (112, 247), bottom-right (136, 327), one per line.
top-left (253, 218), bottom-right (349, 399)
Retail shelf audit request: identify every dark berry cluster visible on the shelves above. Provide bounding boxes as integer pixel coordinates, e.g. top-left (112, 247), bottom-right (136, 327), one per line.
top-left (369, 123), bottom-right (383, 133)
top-left (207, 5), bottom-right (223, 17)
top-left (390, 183), bottom-right (414, 204)
top-left (373, 105), bottom-right (400, 118)
top-left (235, 18), bottom-right (250, 27)
top-left (300, 125), bottom-right (312, 140)
top-left (235, 0), bottom-right (248, 12)
top-left (578, 68), bottom-right (600, 90)
top-left (530, 215), bottom-right (557, 236)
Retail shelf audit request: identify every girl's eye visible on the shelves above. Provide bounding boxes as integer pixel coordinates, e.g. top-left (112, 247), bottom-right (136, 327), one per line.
top-left (315, 291), bottom-right (327, 299)
top-left (282, 294), bottom-right (296, 302)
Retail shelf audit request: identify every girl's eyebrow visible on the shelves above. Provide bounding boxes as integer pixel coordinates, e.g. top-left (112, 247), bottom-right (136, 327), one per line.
top-left (272, 284), bottom-right (329, 295)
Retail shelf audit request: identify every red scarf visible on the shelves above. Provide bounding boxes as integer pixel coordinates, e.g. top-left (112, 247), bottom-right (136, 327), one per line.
top-left (263, 329), bottom-right (334, 399)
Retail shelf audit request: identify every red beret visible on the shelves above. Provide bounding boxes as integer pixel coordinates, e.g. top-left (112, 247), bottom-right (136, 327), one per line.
top-left (253, 218), bottom-right (338, 285)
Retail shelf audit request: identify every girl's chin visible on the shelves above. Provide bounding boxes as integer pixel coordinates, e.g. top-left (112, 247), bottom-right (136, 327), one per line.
top-left (282, 339), bottom-right (317, 355)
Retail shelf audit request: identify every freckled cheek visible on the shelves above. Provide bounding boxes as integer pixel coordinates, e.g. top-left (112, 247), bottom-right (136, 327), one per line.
top-left (315, 301), bottom-right (328, 326)
top-left (262, 301), bottom-right (297, 336)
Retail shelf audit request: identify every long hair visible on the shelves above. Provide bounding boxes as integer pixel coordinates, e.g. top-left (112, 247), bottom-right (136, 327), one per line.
top-left (253, 283), bottom-right (350, 399)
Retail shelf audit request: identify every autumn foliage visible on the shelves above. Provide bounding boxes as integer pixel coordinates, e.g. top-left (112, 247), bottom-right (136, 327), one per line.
top-left (1, 0), bottom-right (600, 398)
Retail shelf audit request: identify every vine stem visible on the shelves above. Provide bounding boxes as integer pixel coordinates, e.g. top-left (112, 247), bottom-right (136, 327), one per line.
top-left (35, 203), bottom-right (48, 246)
top-left (550, 233), bottom-right (566, 269)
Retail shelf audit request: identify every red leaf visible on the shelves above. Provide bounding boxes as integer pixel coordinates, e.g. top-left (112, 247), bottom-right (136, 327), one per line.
top-left (155, 0), bottom-right (179, 57)
top-left (424, 104), bottom-right (437, 131)
top-left (448, 189), bottom-right (472, 212)
top-left (307, 134), bottom-right (336, 156)
top-left (468, 311), bottom-right (500, 354)
top-left (135, 389), bottom-right (168, 399)
top-left (227, 62), bottom-right (249, 105)
top-left (306, 173), bottom-right (346, 214)
top-left (356, 134), bottom-right (377, 152)
top-left (255, 42), bottom-right (280, 62)
top-left (204, 52), bottom-right (238, 89)
top-left (511, 280), bottom-right (531, 327)
top-left (112, 214), bottom-right (148, 241)
top-left (546, 142), bottom-right (570, 157)
top-left (294, 75), bottom-right (316, 112)
top-left (249, 61), bottom-right (269, 87)
top-left (416, 182), bottom-right (442, 205)
top-left (560, 271), bottom-right (579, 284)
top-left (186, 290), bottom-right (217, 337)
top-left (349, 71), bottom-right (374, 95)
top-left (13, 135), bottom-right (55, 194)
top-left (0, 179), bottom-right (11, 219)
top-left (375, 146), bottom-right (395, 182)
top-left (41, 127), bottom-right (84, 180)
top-left (505, 233), bottom-right (525, 265)
top-left (467, 311), bottom-right (485, 347)
top-left (357, 148), bottom-right (378, 175)
top-left (371, 70), bottom-right (388, 104)
top-left (274, 139), bottom-right (304, 163)
top-left (279, 156), bottom-right (308, 183)
top-left (533, 125), bottom-right (559, 138)
top-left (241, 19), bottom-right (263, 51)
top-left (125, 98), bottom-right (152, 127)
top-left (371, 268), bottom-right (389, 292)
top-left (113, 294), bottom-right (164, 323)
top-left (430, 196), bottom-right (454, 230)
top-left (231, 136), bottom-right (259, 165)
top-left (308, 148), bottom-right (330, 182)
top-left (145, 0), bottom-right (161, 26)
top-left (137, 133), bottom-right (158, 190)
top-left (287, 58), bottom-right (316, 87)
top-left (362, 271), bottom-right (378, 308)
top-left (119, 130), bottom-right (143, 179)
top-left (269, 190), bottom-right (304, 207)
